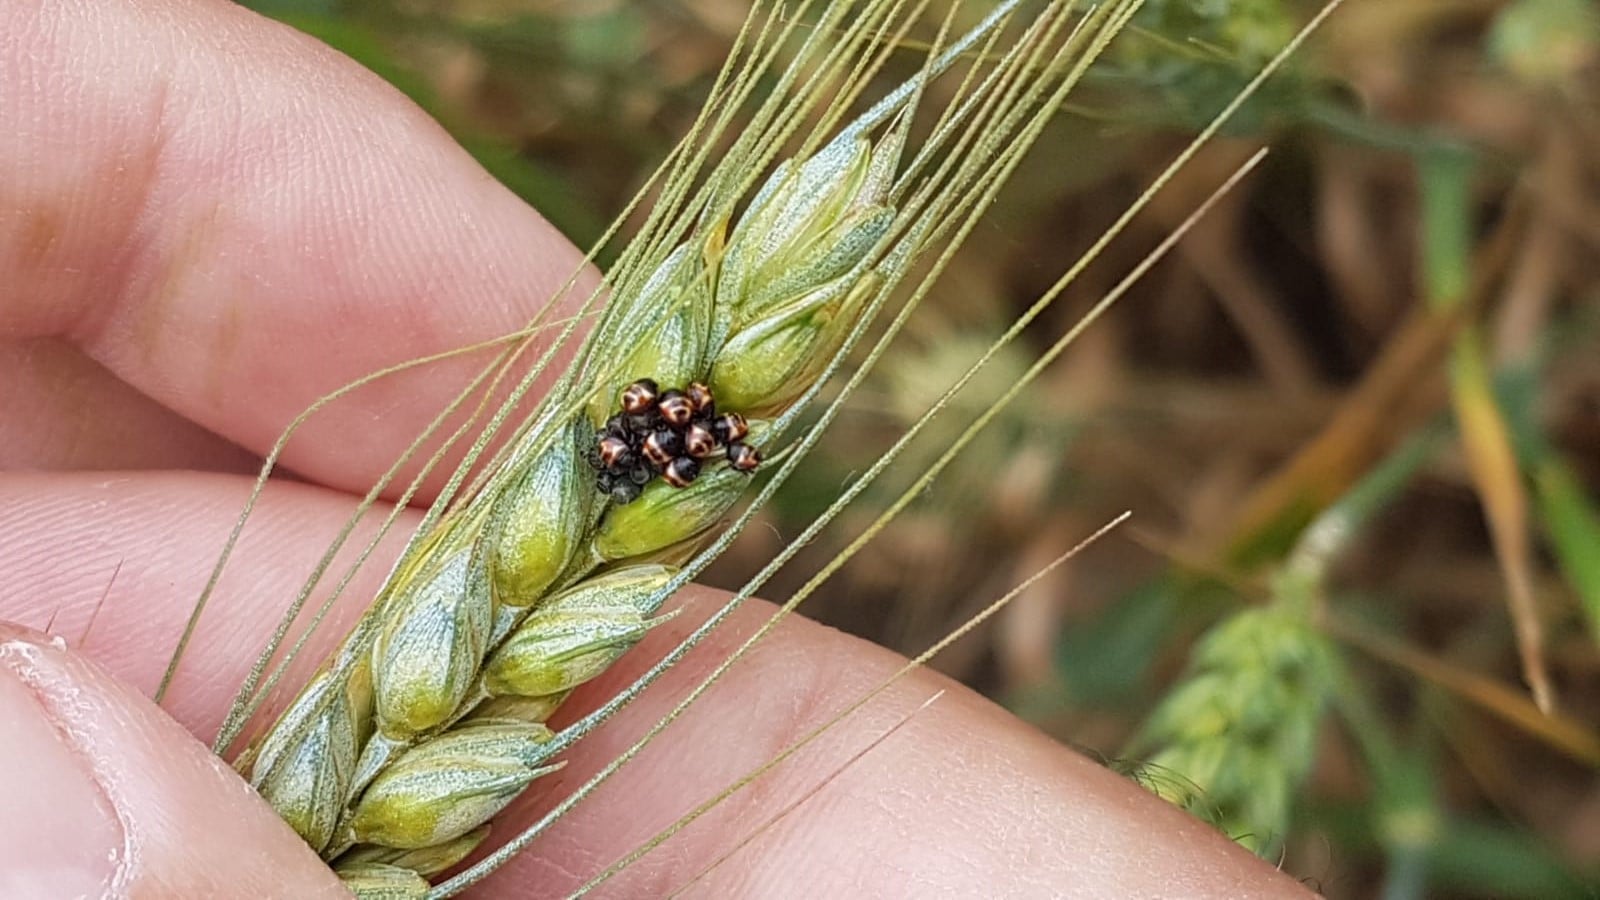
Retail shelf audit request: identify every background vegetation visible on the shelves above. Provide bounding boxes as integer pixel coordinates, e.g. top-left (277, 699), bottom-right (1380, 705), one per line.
top-left (239, 1), bottom-right (1600, 896)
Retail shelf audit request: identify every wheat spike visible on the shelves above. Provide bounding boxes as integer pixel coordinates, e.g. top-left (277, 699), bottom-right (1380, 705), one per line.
top-left (1127, 606), bottom-right (1339, 856)
top-left (219, 1), bottom-right (1146, 892)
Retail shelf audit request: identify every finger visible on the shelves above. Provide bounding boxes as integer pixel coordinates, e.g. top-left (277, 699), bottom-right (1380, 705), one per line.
top-left (0, 473), bottom-right (1307, 897)
top-left (476, 594), bottom-right (1312, 899)
top-left (0, 623), bottom-right (346, 897)
top-left (0, 339), bottom-right (258, 472)
top-left (0, 470), bottom-right (407, 737)
top-left (1, 0), bottom-right (595, 494)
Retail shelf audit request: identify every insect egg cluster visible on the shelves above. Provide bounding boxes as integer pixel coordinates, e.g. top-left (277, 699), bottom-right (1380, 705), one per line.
top-left (589, 379), bottom-right (761, 504)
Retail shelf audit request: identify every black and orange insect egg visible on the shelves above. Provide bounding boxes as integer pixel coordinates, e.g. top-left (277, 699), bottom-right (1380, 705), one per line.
top-left (684, 423), bottom-right (717, 459)
top-left (726, 442), bottom-right (761, 472)
top-left (642, 428), bottom-right (683, 467)
top-left (598, 435), bottom-right (632, 468)
top-left (663, 456), bottom-right (701, 488)
top-left (657, 390), bottom-right (694, 427)
top-left (712, 412), bottom-right (749, 445)
top-left (620, 379), bottom-right (659, 415)
top-left (685, 381), bottom-right (715, 414)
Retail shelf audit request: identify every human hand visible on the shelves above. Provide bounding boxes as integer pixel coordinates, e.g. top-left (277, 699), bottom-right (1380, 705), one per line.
top-left (0, 1), bottom-right (1310, 896)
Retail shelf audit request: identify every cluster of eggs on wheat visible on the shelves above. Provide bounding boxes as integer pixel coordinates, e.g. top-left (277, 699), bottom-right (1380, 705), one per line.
top-left (588, 379), bottom-right (761, 504)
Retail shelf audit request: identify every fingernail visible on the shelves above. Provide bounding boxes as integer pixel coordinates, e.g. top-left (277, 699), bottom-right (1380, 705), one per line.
top-left (0, 629), bottom-right (124, 898)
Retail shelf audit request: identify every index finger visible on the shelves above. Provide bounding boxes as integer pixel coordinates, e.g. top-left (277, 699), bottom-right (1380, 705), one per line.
top-left (0, 0), bottom-right (597, 496)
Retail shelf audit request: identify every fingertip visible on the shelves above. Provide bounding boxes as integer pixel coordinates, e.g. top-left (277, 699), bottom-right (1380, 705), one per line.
top-left (0, 623), bottom-right (346, 897)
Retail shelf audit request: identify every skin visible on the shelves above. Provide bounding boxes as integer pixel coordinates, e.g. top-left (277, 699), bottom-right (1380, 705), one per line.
top-left (0, 1), bottom-right (1313, 897)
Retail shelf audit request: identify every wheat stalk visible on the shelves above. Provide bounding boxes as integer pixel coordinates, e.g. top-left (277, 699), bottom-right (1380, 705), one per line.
top-left (193, 3), bottom-right (1156, 894)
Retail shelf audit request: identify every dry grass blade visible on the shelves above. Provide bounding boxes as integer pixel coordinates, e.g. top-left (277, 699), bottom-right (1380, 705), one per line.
top-left (1326, 615), bottom-right (1600, 767)
top-left (1220, 201), bottom-right (1526, 567)
top-left (1449, 329), bottom-right (1554, 712)
top-left (1422, 150), bottom-right (1553, 713)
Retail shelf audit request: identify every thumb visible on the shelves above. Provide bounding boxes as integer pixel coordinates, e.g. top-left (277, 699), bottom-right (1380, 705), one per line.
top-left (0, 624), bottom-right (346, 898)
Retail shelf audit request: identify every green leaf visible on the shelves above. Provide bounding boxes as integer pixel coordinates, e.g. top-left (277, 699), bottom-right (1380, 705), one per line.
top-left (1535, 459), bottom-right (1600, 643)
